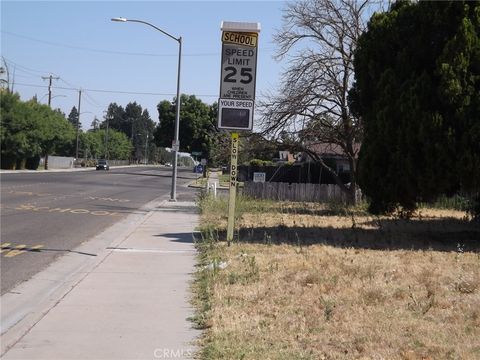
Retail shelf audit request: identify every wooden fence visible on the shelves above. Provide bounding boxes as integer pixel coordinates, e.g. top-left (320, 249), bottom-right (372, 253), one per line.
top-left (242, 181), bottom-right (361, 203)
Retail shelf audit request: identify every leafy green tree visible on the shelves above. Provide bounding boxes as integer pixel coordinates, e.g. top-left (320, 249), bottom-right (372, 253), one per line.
top-left (1, 90), bottom-right (38, 168)
top-left (80, 129), bottom-right (132, 160)
top-left (0, 90), bottom-right (75, 169)
top-left (80, 130), bottom-right (102, 160)
top-left (26, 99), bottom-right (75, 169)
top-left (352, 0), bottom-right (480, 215)
top-left (154, 94), bottom-right (217, 159)
top-left (106, 129), bottom-right (133, 160)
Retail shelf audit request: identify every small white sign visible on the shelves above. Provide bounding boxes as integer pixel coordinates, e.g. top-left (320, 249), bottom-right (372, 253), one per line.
top-left (253, 172), bottom-right (266, 183)
top-left (201, 158), bottom-right (207, 166)
top-left (171, 140), bottom-right (180, 152)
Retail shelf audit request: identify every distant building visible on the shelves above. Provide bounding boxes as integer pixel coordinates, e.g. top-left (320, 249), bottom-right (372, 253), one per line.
top-left (300, 142), bottom-right (361, 174)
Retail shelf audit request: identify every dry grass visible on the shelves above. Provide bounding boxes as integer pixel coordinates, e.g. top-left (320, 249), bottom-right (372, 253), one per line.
top-left (194, 197), bottom-right (480, 359)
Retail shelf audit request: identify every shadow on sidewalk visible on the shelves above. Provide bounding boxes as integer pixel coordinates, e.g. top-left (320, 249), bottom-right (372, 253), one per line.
top-left (154, 232), bottom-right (198, 244)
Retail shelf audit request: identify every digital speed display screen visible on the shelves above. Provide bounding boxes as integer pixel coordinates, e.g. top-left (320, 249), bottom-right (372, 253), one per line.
top-left (220, 108), bottom-right (250, 129)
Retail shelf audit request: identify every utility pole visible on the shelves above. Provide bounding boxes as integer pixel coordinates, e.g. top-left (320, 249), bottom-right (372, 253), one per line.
top-left (41, 75), bottom-right (60, 106)
top-left (11, 66), bottom-right (15, 93)
top-left (145, 134), bottom-right (149, 165)
top-left (105, 115), bottom-right (109, 160)
top-left (76, 89), bottom-right (82, 159)
top-left (131, 119), bottom-right (134, 164)
top-left (40, 74), bottom-right (59, 171)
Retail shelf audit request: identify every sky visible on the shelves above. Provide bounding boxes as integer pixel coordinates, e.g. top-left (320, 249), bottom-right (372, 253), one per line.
top-left (1, 0), bottom-right (287, 130)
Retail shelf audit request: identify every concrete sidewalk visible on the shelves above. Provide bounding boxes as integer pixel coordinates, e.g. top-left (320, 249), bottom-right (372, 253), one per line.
top-left (1, 200), bottom-right (201, 360)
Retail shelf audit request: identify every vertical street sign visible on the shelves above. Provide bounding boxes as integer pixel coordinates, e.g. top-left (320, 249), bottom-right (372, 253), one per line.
top-left (219, 21), bottom-right (261, 244)
top-left (218, 21), bottom-right (261, 131)
top-left (226, 132), bottom-right (239, 243)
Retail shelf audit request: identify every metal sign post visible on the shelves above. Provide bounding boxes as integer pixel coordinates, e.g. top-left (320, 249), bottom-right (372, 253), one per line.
top-left (226, 132), bottom-right (239, 244)
top-left (219, 21), bottom-right (260, 245)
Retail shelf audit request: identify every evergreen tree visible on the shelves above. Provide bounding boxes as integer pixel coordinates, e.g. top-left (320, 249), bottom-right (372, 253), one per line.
top-left (102, 102), bottom-right (126, 133)
top-left (67, 106), bottom-right (80, 129)
top-left (351, 0), bottom-right (480, 215)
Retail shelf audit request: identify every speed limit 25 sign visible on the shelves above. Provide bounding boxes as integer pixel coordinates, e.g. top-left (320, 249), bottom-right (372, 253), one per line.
top-left (218, 21), bottom-right (261, 131)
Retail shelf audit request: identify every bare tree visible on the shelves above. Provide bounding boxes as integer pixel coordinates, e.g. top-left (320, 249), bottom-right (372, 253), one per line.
top-left (259, 0), bottom-right (376, 204)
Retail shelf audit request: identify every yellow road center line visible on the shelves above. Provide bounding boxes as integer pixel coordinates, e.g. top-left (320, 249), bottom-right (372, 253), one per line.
top-left (0, 243), bottom-right (12, 253)
top-left (4, 244), bottom-right (27, 258)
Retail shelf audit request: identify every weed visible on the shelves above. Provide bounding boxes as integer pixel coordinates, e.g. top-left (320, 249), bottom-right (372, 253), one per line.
top-left (455, 275), bottom-right (479, 294)
top-left (362, 286), bottom-right (386, 305)
top-left (228, 272), bottom-right (239, 285)
top-left (407, 286), bottom-right (436, 315)
top-left (303, 272), bottom-right (322, 286)
top-left (268, 262), bottom-right (279, 273)
top-left (245, 255), bottom-right (259, 282)
top-left (320, 296), bottom-right (335, 321)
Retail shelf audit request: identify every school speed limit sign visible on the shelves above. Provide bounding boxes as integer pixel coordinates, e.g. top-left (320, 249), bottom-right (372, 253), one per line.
top-left (218, 21), bottom-right (260, 131)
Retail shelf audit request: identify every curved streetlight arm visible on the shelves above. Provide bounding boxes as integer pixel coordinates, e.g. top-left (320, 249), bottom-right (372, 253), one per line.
top-left (111, 18), bottom-right (180, 43)
top-left (111, 16), bottom-right (182, 201)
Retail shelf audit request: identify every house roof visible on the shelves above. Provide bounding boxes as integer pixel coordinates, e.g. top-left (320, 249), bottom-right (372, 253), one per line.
top-left (306, 142), bottom-right (361, 157)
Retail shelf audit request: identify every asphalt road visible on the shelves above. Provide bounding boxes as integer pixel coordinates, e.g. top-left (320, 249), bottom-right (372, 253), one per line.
top-left (0, 166), bottom-right (199, 295)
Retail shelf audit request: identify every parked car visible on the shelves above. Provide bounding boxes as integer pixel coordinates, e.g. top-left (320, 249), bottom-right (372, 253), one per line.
top-left (96, 159), bottom-right (110, 171)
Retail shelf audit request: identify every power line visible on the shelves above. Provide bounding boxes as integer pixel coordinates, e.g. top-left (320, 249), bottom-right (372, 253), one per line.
top-left (58, 78), bottom-right (104, 109)
top-left (14, 81), bottom-right (269, 99)
top-left (82, 92), bottom-right (105, 109)
top-left (3, 57), bottom-right (57, 77)
top-left (14, 82), bottom-right (180, 96)
top-left (2, 30), bottom-right (275, 57)
top-left (2, 30), bottom-right (215, 57)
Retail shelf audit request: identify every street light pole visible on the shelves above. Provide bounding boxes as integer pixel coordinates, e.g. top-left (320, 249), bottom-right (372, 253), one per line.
top-left (171, 36), bottom-right (182, 201)
top-left (111, 17), bottom-right (182, 201)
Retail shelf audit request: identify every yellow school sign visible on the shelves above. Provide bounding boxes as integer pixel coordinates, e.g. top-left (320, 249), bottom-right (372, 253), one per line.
top-left (222, 31), bottom-right (258, 47)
